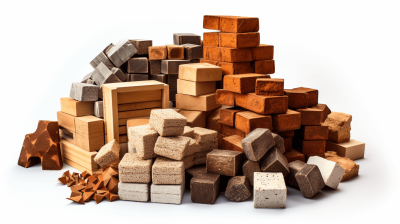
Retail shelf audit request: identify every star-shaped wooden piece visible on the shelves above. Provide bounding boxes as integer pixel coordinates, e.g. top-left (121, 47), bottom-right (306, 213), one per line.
top-left (106, 192), bottom-right (119, 202)
top-left (83, 191), bottom-right (95, 202)
top-left (58, 176), bottom-right (69, 185)
top-left (107, 177), bottom-right (119, 194)
top-left (95, 193), bottom-right (105, 204)
top-left (67, 191), bottom-right (85, 204)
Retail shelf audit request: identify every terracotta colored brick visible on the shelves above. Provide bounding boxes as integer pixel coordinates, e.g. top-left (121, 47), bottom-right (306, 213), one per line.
top-left (235, 93), bottom-right (288, 115)
top-left (298, 140), bottom-right (326, 155)
top-left (297, 104), bottom-right (331, 126)
top-left (235, 111), bottom-right (272, 134)
top-left (217, 62), bottom-right (254, 76)
top-left (255, 78), bottom-right (284, 96)
top-left (166, 45), bottom-right (184, 60)
top-left (222, 135), bottom-right (245, 154)
top-left (203, 15), bottom-right (225, 30)
top-left (298, 126), bottom-right (329, 140)
top-left (219, 108), bottom-right (243, 126)
top-left (278, 130), bottom-right (295, 138)
top-left (216, 89), bottom-right (236, 106)
top-left (220, 47), bottom-right (253, 62)
top-left (149, 46), bottom-right (167, 60)
top-left (284, 87), bottom-right (319, 109)
top-left (283, 137), bottom-right (292, 153)
top-left (203, 32), bottom-right (219, 47)
top-left (203, 46), bottom-right (221, 61)
top-left (271, 109), bottom-right (301, 131)
top-left (284, 149), bottom-right (305, 163)
top-left (251, 44), bottom-right (274, 61)
top-left (253, 60), bottom-right (275, 74)
top-left (200, 59), bottom-right (219, 66)
top-left (221, 124), bottom-right (246, 138)
top-left (219, 32), bottom-right (260, 48)
top-left (223, 74), bottom-right (270, 93)
top-left (218, 134), bottom-right (226, 149)
top-left (220, 16), bottom-right (259, 33)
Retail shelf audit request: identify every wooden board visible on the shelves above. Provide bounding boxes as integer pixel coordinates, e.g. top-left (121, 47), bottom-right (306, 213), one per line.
top-left (118, 108), bottom-right (159, 119)
top-left (75, 115), bottom-right (105, 152)
top-left (178, 63), bottom-right (222, 82)
top-left (127, 116), bottom-right (150, 128)
top-left (117, 89), bottom-right (162, 104)
top-left (60, 139), bottom-right (98, 171)
top-left (60, 97), bottom-right (94, 117)
top-left (119, 126), bottom-right (127, 135)
top-left (118, 101), bottom-right (162, 111)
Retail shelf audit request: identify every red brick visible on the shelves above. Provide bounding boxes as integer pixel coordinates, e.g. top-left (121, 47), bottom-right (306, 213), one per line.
top-left (299, 126), bottom-right (329, 140)
top-left (253, 60), bottom-right (275, 74)
top-left (278, 130), bottom-right (295, 138)
top-left (251, 44), bottom-right (274, 60)
top-left (222, 135), bottom-right (244, 154)
top-left (297, 104), bottom-right (331, 126)
top-left (298, 140), bottom-right (326, 155)
top-left (220, 17), bottom-right (259, 33)
top-left (203, 15), bottom-right (221, 30)
top-left (271, 109), bottom-right (301, 131)
top-left (219, 32), bottom-right (260, 48)
top-left (203, 32), bottom-right (219, 47)
top-left (284, 149), bottom-right (305, 163)
top-left (255, 78), bottom-right (284, 96)
top-left (223, 74), bottom-right (270, 93)
top-left (284, 87), bottom-right (319, 109)
top-left (217, 62), bottom-right (254, 76)
top-left (235, 111), bottom-right (272, 134)
top-left (235, 93), bottom-right (288, 115)
top-left (203, 46), bottom-right (221, 61)
top-left (220, 47), bottom-right (253, 62)
top-left (216, 89), bottom-right (236, 106)
top-left (221, 124), bottom-right (246, 138)
top-left (219, 108), bottom-right (243, 126)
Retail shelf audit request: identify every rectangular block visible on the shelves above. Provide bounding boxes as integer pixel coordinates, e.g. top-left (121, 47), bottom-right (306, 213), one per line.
top-left (119, 153), bottom-right (152, 183)
top-left (203, 32), bottom-right (219, 47)
top-left (152, 157), bottom-right (185, 185)
top-left (129, 39), bottom-right (152, 55)
top-left (235, 111), bottom-right (272, 134)
top-left (255, 78), bottom-right (284, 96)
top-left (90, 43), bottom-right (114, 69)
top-left (235, 93), bottom-right (288, 115)
top-left (325, 139), bottom-right (365, 160)
top-left (173, 33), bottom-right (201, 45)
top-left (154, 136), bottom-right (192, 160)
top-left (166, 45), bottom-right (184, 60)
top-left (149, 74), bottom-right (167, 83)
top-left (200, 59), bottom-right (219, 66)
top-left (128, 74), bottom-right (149, 81)
top-left (185, 165), bottom-right (207, 190)
top-left (111, 67), bottom-right (127, 82)
top-left (190, 173), bottom-right (220, 204)
top-left (127, 57), bottom-right (148, 73)
top-left (251, 44), bottom-right (274, 61)
top-left (299, 140), bottom-right (326, 155)
top-left (161, 59), bottom-right (189, 74)
top-left (216, 89), bottom-right (236, 106)
top-left (253, 60), bottom-right (275, 74)
top-left (127, 116), bottom-right (150, 128)
top-left (220, 16), bottom-right (259, 33)
top-left (284, 137), bottom-right (292, 152)
top-left (179, 63), bottom-right (222, 82)
top-left (128, 124), bottom-right (158, 159)
top-left (57, 111), bottom-right (76, 132)
top-left (75, 115), bottom-right (105, 152)
top-left (222, 135), bottom-right (244, 154)
top-left (285, 87), bottom-right (319, 109)
top-left (149, 60), bottom-right (161, 74)
top-left (149, 109), bottom-right (187, 136)
top-left (203, 46), bottom-right (221, 61)
top-left (151, 182), bottom-right (185, 204)
top-left (203, 15), bottom-right (223, 30)
top-left (322, 112), bottom-right (351, 143)
top-left (307, 156), bottom-right (345, 189)
top-left (70, 82), bottom-right (99, 102)
top-left (219, 108), bottom-right (243, 126)
top-left (60, 140), bottom-right (98, 172)
top-left (118, 108), bottom-right (156, 119)
top-left (177, 79), bottom-right (216, 96)
top-left (299, 126), bottom-right (329, 140)
top-left (117, 89), bottom-right (162, 104)
top-left (118, 101), bottom-right (162, 112)
top-left (179, 110), bottom-right (206, 128)
top-left (253, 172), bottom-right (286, 208)
top-left (224, 74), bottom-right (270, 94)
top-left (59, 127), bottom-right (76, 145)
top-left (176, 93), bottom-right (221, 112)
top-left (271, 109), bottom-right (301, 131)
top-left (297, 104), bottom-right (331, 126)
top-left (221, 124), bottom-right (246, 138)
top-left (118, 182), bottom-right (150, 202)
top-left (219, 32), bottom-right (260, 48)
top-left (93, 63), bottom-right (122, 88)
top-left (106, 39), bottom-right (137, 67)
top-left (220, 47), bottom-right (253, 62)
top-left (206, 149), bottom-right (242, 176)
top-left (181, 44), bottom-right (202, 60)
top-left (217, 62), bottom-right (254, 76)
top-left (284, 149), bottom-right (305, 163)
top-left (149, 46), bottom-right (167, 60)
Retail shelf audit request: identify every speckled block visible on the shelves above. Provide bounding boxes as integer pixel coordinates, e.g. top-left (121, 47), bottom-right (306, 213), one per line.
top-left (119, 153), bottom-right (152, 183)
top-left (225, 176), bottom-right (252, 202)
top-left (260, 147), bottom-right (290, 177)
top-left (253, 172), bottom-right (286, 208)
top-left (94, 139), bottom-right (120, 167)
top-left (70, 82), bottom-right (99, 102)
top-left (128, 124), bottom-right (158, 160)
top-left (322, 112), bottom-right (352, 143)
top-left (149, 109), bottom-right (187, 136)
top-left (150, 182), bottom-right (185, 205)
top-left (118, 182), bottom-right (150, 202)
top-left (307, 156), bottom-right (345, 189)
top-left (241, 128), bottom-right (275, 161)
top-left (154, 136), bottom-right (192, 160)
top-left (152, 157), bottom-right (185, 185)
top-left (181, 126), bottom-right (195, 138)
top-left (106, 39), bottom-right (137, 67)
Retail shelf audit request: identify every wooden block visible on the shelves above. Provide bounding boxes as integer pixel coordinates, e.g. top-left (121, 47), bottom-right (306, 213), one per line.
top-left (221, 124), bottom-right (246, 138)
top-left (325, 139), bottom-right (365, 160)
top-left (59, 127), bottom-right (76, 145)
top-left (118, 108), bottom-right (158, 119)
top-left (179, 63), bottom-right (222, 82)
top-left (149, 74), bottom-right (167, 83)
top-left (129, 39), bottom-right (152, 55)
top-left (255, 78), bottom-right (284, 96)
top-left (179, 110), bottom-right (206, 128)
top-left (200, 59), bottom-right (219, 66)
top-left (128, 74), bottom-right (148, 81)
top-left (203, 46), bottom-right (221, 61)
top-left (118, 101), bottom-right (162, 112)
top-left (217, 62), bottom-right (254, 76)
top-left (90, 43), bottom-right (115, 69)
top-left (176, 93), bottom-right (221, 112)
top-left (235, 111), bottom-right (272, 134)
top-left (119, 135), bottom-right (128, 143)
top-left (173, 33), bottom-right (201, 45)
top-left (190, 173), bottom-right (220, 204)
top-left (60, 140), bottom-right (98, 171)
top-left (220, 16), bottom-right (259, 33)
top-left (75, 116), bottom-right (105, 152)
top-left (119, 126), bottom-right (127, 135)
top-left (242, 160), bottom-right (261, 186)
top-left (322, 112), bottom-right (352, 143)
top-left (149, 60), bottom-right (161, 74)
top-left (298, 126), bottom-right (329, 140)
top-left (271, 109), bottom-right (301, 131)
top-left (216, 89), bottom-right (236, 106)
top-left (260, 147), bottom-right (290, 176)
top-left (219, 107), bottom-right (243, 126)
top-left (307, 156), bottom-right (345, 189)
top-left (220, 47), bottom-right (253, 62)
top-left (298, 140), bottom-right (326, 155)
top-left (177, 79), bottom-right (216, 96)
top-left (297, 104), bottom-right (331, 126)
top-left (181, 44), bottom-right (202, 60)
top-left (106, 39), bottom-right (137, 67)
top-left (70, 82), bottom-right (99, 102)
top-left (253, 60), bottom-right (275, 74)
top-left (222, 135), bottom-right (244, 154)
top-left (235, 93), bottom-right (288, 115)
top-left (284, 149), bottom-right (305, 163)
top-left (161, 60), bottom-right (190, 74)
top-left (219, 32), bottom-right (260, 48)
top-left (117, 89), bottom-right (162, 104)
top-left (225, 176), bottom-right (252, 202)
top-left (284, 87), bottom-right (319, 109)
top-left (253, 172), bottom-right (286, 208)
top-left (203, 32), bottom-right (219, 47)
top-left (167, 74), bottom-right (178, 88)
top-left (283, 137), bottom-right (292, 152)
top-left (166, 45), bottom-right (184, 60)
top-left (325, 151), bottom-right (359, 182)
top-left (251, 44), bottom-right (274, 61)
top-left (207, 149), bottom-right (242, 176)
top-left (149, 46), bottom-right (167, 60)
top-left (127, 57), bottom-right (148, 73)
top-left (127, 116), bottom-right (150, 128)
top-left (57, 111), bottom-right (76, 132)
top-left (224, 74), bottom-right (269, 94)
top-left (241, 128), bottom-right (274, 161)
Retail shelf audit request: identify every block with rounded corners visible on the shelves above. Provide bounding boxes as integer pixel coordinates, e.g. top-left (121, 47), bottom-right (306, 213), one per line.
top-left (190, 173), bottom-right (220, 204)
top-left (207, 149), bottom-right (242, 176)
top-left (149, 109), bottom-right (187, 136)
top-left (295, 164), bottom-right (325, 198)
top-left (225, 176), bottom-right (252, 202)
top-left (193, 127), bottom-right (218, 144)
top-left (152, 157), bottom-right (185, 185)
top-left (119, 153), bottom-right (152, 183)
top-left (260, 147), bottom-right (290, 176)
top-left (253, 172), bottom-right (286, 208)
top-left (307, 156), bottom-right (345, 189)
top-left (94, 139), bottom-right (119, 167)
top-left (325, 139), bottom-right (364, 160)
top-left (241, 128), bottom-right (274, 161)
top-left (322, 112), bottom-right (352, 143)
top-left (128, 124), bottom-right (158, 159)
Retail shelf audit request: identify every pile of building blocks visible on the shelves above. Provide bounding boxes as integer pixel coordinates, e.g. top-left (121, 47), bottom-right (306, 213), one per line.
top-left (15, 14), bottom-right (367, 209)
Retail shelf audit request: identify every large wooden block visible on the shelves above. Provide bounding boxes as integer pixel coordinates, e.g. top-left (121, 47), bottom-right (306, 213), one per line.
top-left (127, 57), bottom-right (148, 73)
top-left (297, 104), bottom-right (331, 126)
top-left (220, 47), bottom-right (253, 62)
top-left (220, 16), bottom-right (259, 33)
top-left (235, 111), bottom-right (272, 134)
top-left (161, 60), bottom-right (190, 74)
top-left (75, 116), bottom-right (104, 152)
top-left (149, 74), bottom-right (167, 83)
top-left (149, 46), bottom-right (167, 60)
top-left (223, 74), bottom-right (270, 94)
top-left (325, 139), bottom-right (365, 160)
top-left (298, 140), bottom-right (326, 155)
top-left (284, 149), bottom-right (305, 163)
top-left (221, 124), bottom-right (246, 138)
top-left (219, 32), bottom-right (260, 48)
top-left (203, 32), bottom-right (219, 47)
top-left (176, 93), bottom-right (221, 112)
top-left (207, 149), bottom-right (242, 176)
top-left (253, 172), bottom-right (286, 208)
top-left (60, 139), bottom-right (98, 172)
top-left (179, 110), bottom-right (206, 128)
top-left (179, 63), bottom-right (222, 82)
top-left (129, 39), bottom-right (152, 55)
top-left (219, 107), bottom-right (243, 126)
top-left (70, 83), bottom-right (99, 102)
top-left (325, 151), bottom-right (359, 182)
top-left (322, 112), bottom-right (352, 143)
top-left (255, 78), bottom-right (283, 96)
top-left (285, 87), bottom-right (319, 109)
top-left (203, 46), bottom-right (221, 61)
top-left (177, 79), bottom-right (216, 96)
top-left (149, 60), bottom-right (161, 75)
top-left (181, 44), bottom-right (202, 60)
top-left (251, 44), bottom-right (274, 61)
top-left (216, 89), bottom-right (236, 106)
top-left (217, 61), bottom-right (254, 76)
top-left (166, 45), bottom-right (184, 60)
top-left (271, 109), bottom-right (301, 131)
top-left (253, 60), bottom-right (275, 74)
top-left (106, 39), bottom-right (137, 67)
top-left (241, 128), bottom-right (274, 161)
top-left (235, 93), bottom-right (288, 115)
top-left (222, 135), bottom-right (244, 154)
top-left (174, 33), bottom-right (201, 45)
top-left (57, 111), bottom-right (76, 132)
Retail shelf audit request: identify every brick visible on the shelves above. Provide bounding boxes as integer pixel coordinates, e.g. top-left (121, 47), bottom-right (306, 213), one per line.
top-left (185, 165), bottom-right (207, 190)
top-left (253, 60), bottom-right (275, 74)
top-left (179, 63), bottom-right (222, 82)
top-left (177, 79), bottom-right (216, 96)
top-left (166, 45), bottom-right (184, 60)
top-left (70, 82), bottom-right (99, 102)
top-left (173, 33), bottom-right (201, 45)
top-left (203, 46), bottom-right (221, 61)
top-left (200, 59), bottom-right (219, 66)
top-left (90, 43), bottom-right (114, 69)
top-left (152, 157), bottom-right (184, 185)
top-left (217, 61), bottom-right (254, 76)
top-left (129, 39), bottom-right (152, 55)
top-left (325, 139), bottom-right (365, 160)
top-left (154, 136), bottom-right (192, 160)
top-left (176, 93), bottom-right (221, 112)
top-left (325, 151), bottom-right (359, 182)
top-left (242, 160), bottom-right (261, 186)
top-left (221, 124), bottom-right (246, 138)
top-left (322, 112), bottom-right (352, 143)
top-left (307, 156), bottom-right (345, 189)
top-left (203, 32), bottom-right (219, 47)
top-left (179, 110), bottom-right (206, 128)
top-left (297, 104), bottom-right (331, 126)
top-left (203, 15), bottom-right (223, 30)
top-left (235, 93), bottom-right (288, 115)
top-left (75, 115), bottom-right (105, 152)
top-left (119, 153), bottom-right (152, 183)
top-left (106, 39), bottom-right (137, 67)
top-left (94, 139), bottom-right (119, 167)
top-left (284, 87), bottom-right (319, 109)
top-left (118, 182), bottom-right (149, 202)
top-left (255, 78), bottom-right (284, 96)
top-left (225, 176), bottom-right (252, 202)
top-left (127, 57), bottom-right (148, 73)
top-left (148, 60), bottom-right (161, 74)
top-left (60, 97), bottom-right (94, 117)
top-left (251, 44), bottom-right (274, 60)
top-left (222, 135), bottom-right (244, 154)
top-left (284, 149), bottom-right (305, 163)
top-left (128, 124), bottom-right (158, 159)
top-left (149, 74), bottom-right (167, 83)
top-left (241, 128), bottom-right (274, 161)
top-left (271, 109), bottom-right (301, 131)
top-left (224, 74), bottom-right (270, 94)
top-left (128, 74), bottom-right (148, 81)
top-left (191, 173), bottom-right (220, 204)
top-left (219, 107), bottom-right (243, 126)
top-left (220, 47), bottom-right (253, 62)
top-left (278, 130), bottom-right (295, 138)
top-left (181, 44), bottom-right (202, 60)
top-left (220, 16), bottom-right (259, 33)
top-left (149, 109), bottom-right (187, 137)
top-left (207, 149), bottom-right (242, 176)
top-left (206, 107), bottom-right (227, 133)
top-left (219, 32), bottom-right (260, 48)
top-left (150, 182), bottom-right (184, 205)
top-left (298, 140), bottom-right (326, 155)
top-left (283, 137), bottom-right (292, 152)
top-left (253, 172), bottom-right (286, 208)
top-left (216, 89), bottom-right (236, 106)
top-left (299, 125), bottom-right (329, 140)
top-left (149, 46), bottom-right (167, 60)
top-left (260, 147), bottom-right (290, 176)
top-left (161, 59), bottom-right (189, 74)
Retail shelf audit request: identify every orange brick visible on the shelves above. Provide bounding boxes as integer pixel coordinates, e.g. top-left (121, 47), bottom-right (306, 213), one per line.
top-left (223, 135), bottom-right (244, 154)
top-left (219, 108), bottom-right (243, 126)
top-left (218, 133), bottom-right (227, 148)
top-left (223, 74), bottom-right (270, 93)
top-left (221, 124), bottom-right (246, 138)
top-left (255, 78), bottom-right (284, 96)
top-left (203, 15), bottom-right (223, 30)
top-left (200, 59), bottom-right (219, 66)
top-left (219, 32), bottom-right (260, 48)
top-left (235, 111), bottom-right (272, 134)
top-left (284, 87), bottom-right (319, 109)
top-left (216, 89), bottom-right (236, 106)
top-left (203, 46), bottom-right (221, 61)
top-left (220, 47), bottom-right (253, 62)
top-left (271, 109), bottom-right (301, 131)
top-left (283, 137), bottom-right (292, 153)
top-left (217, 62), bottom-right (254, 76)
top-left (284, 149), bottom-right (305, 163)
top-left (203, 32), bottom-right (219, 47)
top-left (253, 60), bottom-right (275, 74)
top-left (235, 93), bottom-right (288, 115)
top-left (298, 140), bottom-right (326, 155)
top-left (220, 16), bottom-right (259, 33)
top-left (278, 130), bottom-right (295, 138)
top-left (251, 44), bottom-right (274, 60)
top-left (297, 104), bottom-right (331, 126)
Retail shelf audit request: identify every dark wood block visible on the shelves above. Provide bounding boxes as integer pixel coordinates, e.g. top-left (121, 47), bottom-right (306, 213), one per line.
top-left (242, 160), bottom-right (261, 186)
top-left (235, 93), bottom-right (288, 115)
top-left (251, 44), bottom-right (274, 61)
top-left (207, 149), bottom-right (242, 176)
top-left (190, 59), bottom-right (200, 63)
top-left (295, 164), bottom-right (325, 198)
top-left (298, 140), bottom-right (326, 155)
top-left (149, 46), bottom-right (167, 60)
top-left (216, 89), bottom-right (236, 106)
top-left (221, 124), bottom-right (246, 138)
top-left (90, 43), bottom-right (115, 69)
top-left (149, 60), bottom-right (161, 75)
top-left (255, 78), bottom-right (284, 96)
top-left (127, 57), bottom-right (148, 73)
top-left (167, 74), bottom-right (178, 88)
top-left (219, 107), bottom-right (243, 126)
top-left (181, 44), bottom-right (202, 60)
top-left (284, 149), bottom-right (305, 163)
top-left (284, 87), bottom-right (319, 109)
top-left (285, 160), bottom-right (306, 189)
top-left (129, 39), bottom-right (152, 55)
top-left (297, 104), bottom-right (331, 126)
top-left (185, 165), bottom-right (206, 190)
top-left (149, 74), bottom-right (167, 84)
top-left (169, 87), bottom-right (177, 102)
top-left (174, 33), bottom-right (201, 45)
top-left (225, 176), bottom-right (252, 202)
top-left (260, 147), bottom-right (290, 176)
top-left (129, 74), bottom-right (148, 81)
top-left (252, 60), bottom-right (275, 74)
top-left (190, 173), bottom-right (220, 204)
top-left (223, 74), bottom-right (270, 94)
top-left (241, 128), bottom-right (274, 161)
top-left (161, 60), bottom-right (190, 74)
top-left (167, 45), bottom-right (184, 60)
top-left (299, 126), bottom-right (329, 140)
top-left (235, 111), bottom-right (272, 134)
top-left (271, 109), bottom-right (301, 131)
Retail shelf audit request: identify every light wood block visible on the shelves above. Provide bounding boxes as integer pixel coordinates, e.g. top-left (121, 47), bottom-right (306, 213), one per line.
top-left (179, 110), bottom-right (206, 128)
top-left (178, 63), bottom-right (222, 82)
top-left (118, 101), bottom-right (162, 112)
top-left (127, 116), bottom-right (150, 128)
top-left (117, 90), bottom-right (162, 104)
top-left (60, 97), bottom-right (94, 117)
top-left (325, 139), bottom-right (365, 160)
top-left (57, 111), bottom-right (75, 132)
top-left (176, 93), bottom-right (221, 112)
top-left (60, 139), bottom-right (98, 171)
top-left (118, 108), bottom-right (160, 119)
top-left (177, 79), bottom-right (216, 96)
top-left (75, 115), bottom-right (104, 152)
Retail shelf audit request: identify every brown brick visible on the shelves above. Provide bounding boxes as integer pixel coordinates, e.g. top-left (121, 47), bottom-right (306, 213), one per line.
top-left (252, 60), bottom-right (275, 74)
top-left (298, 140), bottom-right (326, 155)
top-left (299, 126), bottom-right (329, 140)
top-left (149, 46), bottom-right (167, 60)
top-left (251, 44), bottom-right (274, 61)
top-left (222, 135), bottom-right (244, 154)
top-left (221, 124), bottom-right (246, 138)
top-left (219, 108), bottom-right (243, 126)
top-left (322, 112), bottom-right (352, 143)
top-left (207, 149), bottom-right (242, 176)
top-left (284, 87), bottom-right (319, 109)
top-left (203, 46), bottom-right (221, 61)
top-left (203, 32), bottom-right (219, 47)
top-left (216, 89), bottom-right (236, 106)
top-left (235, 111), bottom-right (272, 134)
top-left (218, 134), bottom-right (226, 149)
top-left (220, 47), bottom-right (253, 62)
top-left (219, 32), bottom-right (260, 48)
top-left (217, 62), bottom-right (254, 76)
top-left (200, 59), bottom-right (219, 66)
top-left (297, 104), bottom-right (331, 126)
top-left (283, 137), bottom-right (292, 153)
top-left (255, 78), bottom-right (284, 96)
top-left (271, 109), bottom-right (301, 131)
top-left (284, 149), bottom-right (305, 163)
top-left (223, 74), bottom-right (270, 93)
top-left (203, 15), bottom-right (222, 30)
top-left (278, 130), bottom-right (295, 138)
top-left (220, 17), bottom-right (259, 33)
top-left (235, 93), bottom-right (288, 115)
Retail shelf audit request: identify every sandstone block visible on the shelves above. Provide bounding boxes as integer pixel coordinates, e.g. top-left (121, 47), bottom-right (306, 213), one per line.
top-left (94, 139), bottom-right (119, 167)
top-left (119, 153), bottom-right (152, 183)
top-left (181, 126), bottom-right (195, 138)
top-left (150, 182), bottom-right (185, 205)
top-left (118, 182), bottom-right (149, 202)
top-left (152, 157), bottom-right (185, 185)
top-left (154, 136), bottom-right (192, 160)
top-left (149, 109), bottom-right (187, 136)
top-left (253, 172), bottom-right (286, 208)
top-left (128, 124), bottom-right (158, 159)
top-left (325, 151), bottom-right (359, 181)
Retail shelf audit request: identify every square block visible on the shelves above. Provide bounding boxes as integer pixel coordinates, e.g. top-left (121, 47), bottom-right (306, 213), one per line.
top-left (297, 104), bottom-right (331, 126)
top-left (166, 45), bottom-right (184, 60)
top-left (127, 57), bottom-right (148, 73)
top-left (253, 172), bottom-right (286, 208)
top-left (219, 107), bottom-right (243, 126)
top-left (149, 109), bottom-right (187, 136)
top-left (177, 79), bottom-right (216, 96)
top-left (284, 149), bottom-right (305, 163)
top-left (75, 115), bottom-right (104, 152)
top-left (260, 147), bottom-right (290, 176)
top-left (203, 32), bottom-right (219, 47)
top-left (119, 153), bottom-right (152, 183)
top-left (224, 74), bottom-right (270, 94)
top-left (217, 61), bottom-right (254, 76)
top-left (325, 139), bottom-right (365, 160)
top-left (152, 157), bottom-right (185, 185)
top-left (221, 124), bottom-right (246, 138)
top-left (185, 165), bottom-right (207, 190)
top-left (298, 140), bottom-right (326, 155)
top-left (111, 67), bottom-right (127, 82)
top-left (271, 109), bottom-right (301, 131)
top-left (129, 39), bottom-right (152, 55)
top-left (235, 93), bottom-right (288, 115)
top-left (173, 33), bottom-right (201, 45)
top-left (322, 112), bottom-right (352, 143)
top-left (149, 60), bottom-right (161, 74)
top-left (70, 82), bottom-right (99, 102)
top-left (179, 63), bottom-right (222, 82)
top-left (285, 160), bottom-right (306, 189)
top-left (194, 127), bottom-right (218, 144)
top-left (150, 182), bottom-right (184, 205)
top-left (154, 136), bottom-right (192, 160)
top-left (235, 111), bottom-right (272, 134)
top-left (128, 124), bottom-right (158, 159)
top-left (200, 59), bottom-right (219, 66)
top-left (181, 44), bottom-right (202, 60)
top-left (203, 15), bottom-right (222, 30)
top-left (179, 110), bottom-right (206, 128)
top-left (60, 97), bottom-right (94, 117)
top-left (285, 87), bottom-right (319, 109)
top-left (220, 47), bottom-right (253, 62)
top-left (299, 126), bottom-right (329, 140)
top-left (295, 164), bottom-right (325, 198)
top-left (161, 59), bottom-right (190, 74)
top-left (176, 93), bottom-right (221, 112)
top-left (94, 139), bottom-right (120, 167)
top-left (190, 173), bottom-right (220, 204)
top-left (106, 39), bottom-right (137, 67)
top-left (149, 46), bottom-right (167, 60)
top-left (252, 60), bottom-right (275, 74)
top-left (203, 46), bottom-right (221, 61)
top-left (219, 32), bottom-right (260, 48)
top-left (129, 74), bottom-right (149, 81)
top-left (118, 182), bottom-right (149, 202)
top-left (222, 135), bottom-right (244, 154)
top-left (216, 89), bottom-right (236, 106)
top-left (220, 16), bottom-right (259, 33)
top-left (207, 149), bottom-right (242, 176)
top-left (307, 156), bottom-right (345, 189)
top-left (251, 44), bottom-right (274, 61)
top-left (255, 78), bottom-right (284, 96)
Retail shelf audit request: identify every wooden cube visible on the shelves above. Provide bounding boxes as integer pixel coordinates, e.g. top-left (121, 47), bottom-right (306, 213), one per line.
top-left (284, 149), bottom-right (305, 163)
top-left (217, 61), bottom-right (254, 76)
top-left (152, 157), bottom-right (185, 185)
top-left (207, 149), bottom-right (242, 176)
top-left (241, 128), bottom-right (274, 161)
top-left (75, 115), bottom-right (104, 152)
top-left (181, 44), bottom-right (202, 60)
top-left (149, 60), bottom-right (161, 74)
top-left (216, 89), bottom-right (236, 106)
top-left (307, 156), bottom-right (345, 189)
top-left (190, 173), bottom-right (220, 204)
top-left (161, 60), bottom-right (189, 74)
top-left (322, 112), bottom-right (352, 143)
top-left (251, 44), bottom-right (274, 60)
top-left (176, 93), bottom-right (221, 112)
top-left (220, 47), bottom-right (253, 62)
top-left (149, 46), bottom-right (167, 60)
top-left (271, 109), bottom-right (301, 131)
top-left (60, 97), bottom-right (94, 117)
top-left (235, 93), bottom-right (288, 115)
top-left (255, 78), bottom-right (284, 96)
top-left (106, 39), bottom-right (137, 67)
top-left (253, 172), bottom-right (286, 208)
top-left (179, 110), bottom-right (206, 128)
top-left (129, 39), bottom-right (152, 55)
top-left (325, 139), bottom-right (365, 160)
top-left (284, 87), bottom-right (319, 109)
top-left (220, 17), bottom-right (259, 33)
top-left (173, 33), bottom-right (201, 45)
top-left (177, 79), bottom-right (216, 96)
top-left (224, 74), bottom-right (270, 94)
top-left (166, 45), bottom-right (184, 60)
top-left (179, 63), bottom-right (222, 82)
top-left (297, 104), bottom-right (331, 126)
top-left (219, 32), bottom-right (260, 48)
top-left (203, 32), bottom-right (219, 47)
top-left (203, 46), bottom-right (221, 61)
top-left (235, 111), bottom-right (272, 134)
top-left (127, 57), bottom-right (148, 73)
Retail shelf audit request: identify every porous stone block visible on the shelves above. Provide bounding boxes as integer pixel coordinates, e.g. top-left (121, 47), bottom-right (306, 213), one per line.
top-left (220, 16), bottom-right (259, 33)
top-left (94, 139), bottom-right (120, 167)
top-left (220, 47), bottom-right (253, 62)
top-left (106, 39), bottom-right (137, 67)
top-left (154, 136), bottom-right (192, 160)
top-left (219, 32), bottom-right (260, 48)
top-left (181, 44), bottom-right (202, 60)
top-left (260, 147), bottom-right (290, 176)
top-left (253, 172), bottom-right (286, 208)
top-left (272, 133), bottom-right (285, 154)
top-left (216, 89), bottom-right (236, 106)
top-left (203, 32), bottom-right (219, 46)
top-left (297, 104), bottom-right (331, 126)
top-left (93, 62), bottom-right (121, 88)
top-left (255, 78), bottom-right (284, 96)
top-left (253, 60), bottom-right (275, 74)
top-left (128, 124), bottom-right (158, 159)
top-left (225, 176), bottom-right (252, 202)
top-left (149, 60), bottom-right (161, 75)
top-left (181, 126), bottom-right (195, 138)
top-left (178, 63), bottom-right (222, 82)
top-left (207, 149), bottom-right (242, 176)
top-left (235, 93), bottom-right (288, 115)
top-left (119, 153), bottom-right (152, 183)
top-left (166, 45), bottom-right (184, 60)
top-left (217, 61), bottom-right (254, 76)
top-left (241, 128), bottom-right (274, 161)
top-left (127, 57), bottom-right (148, 73)
top-left (183, 154), bottom-right (195, 169)
top-left (242, 160), bottom-right (261, 186)
top-left (285, 87), bottom-right (319, 109)
top-left (284, 149), bottom-right (305, 163)
top-left (128, 74), bottom-right (149, 81)
top-left (118, 182), bottom-right (149, 202)
top-left (325, 139), bottom-right (365, 160)
top-left (173, 33), bottom-right (201, 45)
top-left (90, 43), bottom-right (114, 69)
top-left (150, 182), bottom-right (184, 205)
top-left (152, 157), bottom-right (185, 185)
top-left (307, 156), bottom-right (345, 189)
top-left (322, 112), bottom-right (352, 143)
top-left (251, 44), bottom-right (274, 61)
top-left (235, 111), bottom-right (272, 134)
top-left (193, 127), bottom-right (218, 144)
top-left (271, 109), bottom-right (301, 131)
top-left (149, 46), bottom-right (167, 60)
top-left (190, 173), bottom-right (220, 204)
top-left (325, 151), bottom-right (359, 182)
top-left (149, 109), bottom-right (187, 137)
top-left (129, 39), bottom-right (152, 55)
top-left (185, 165), bottom-right (206, 190)
top-left (70, 82), bottom-right (99, 102)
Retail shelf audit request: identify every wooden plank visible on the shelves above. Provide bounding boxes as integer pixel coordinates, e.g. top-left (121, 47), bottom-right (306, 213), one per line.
top-left (117, 89), bottom-right (162, 104)
top-left (119, 135), bottom-right (128, 143)
top-left (162, 84), bottom-right (169, 108)
top-left (104, 80), bottom-right (164, 92)
top-left (179, 110), bottom-right (206, 128)
top-left (60, 140), bottom-right (98, 171)
top-left (118, 108), bottom-right (159, 119)
top-left (176, 93), bottom-right (221, 112)
top-left (63, 157), bottom-right (96, 174)
top-left (60, 97), bottom-right (94, 117)
top-left (177, 79), bottom-right (216, 96)
top-left (127, 116), bottom-right (150, 128)
top-left (119, 126), bottom-right (127, 135)
top-left (104, 86), bottom-right (119, 143)
top-left (57, 111), bottom-right (75, 132)
top-left (75, 115), bottom-right (105, 152)
top-left (118, 101), bottom-right (162, 111)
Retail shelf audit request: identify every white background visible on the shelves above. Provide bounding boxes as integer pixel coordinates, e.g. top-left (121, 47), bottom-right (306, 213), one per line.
top-left (1, 0), bottom-right (399, 223)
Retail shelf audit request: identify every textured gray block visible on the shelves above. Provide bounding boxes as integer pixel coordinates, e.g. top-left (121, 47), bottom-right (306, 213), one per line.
top-left (81, 71), bottom-right (95, 83)
top-left (129, 39), bottom-right (152, 55)
top-left (70, 82), bottom-right (99, 101)
top-left (90, 43), bottom-right (115, 69)
top-left (161, 60), bottom-right (190, 74)
top-left (106, 39), bottom-right (137, 67)
top-left (173, 33), bottom-right (201, 45)
top-left (260, 147), bottom-right (290, 177)
top-left (241, 128), bottom-right (275, 161)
